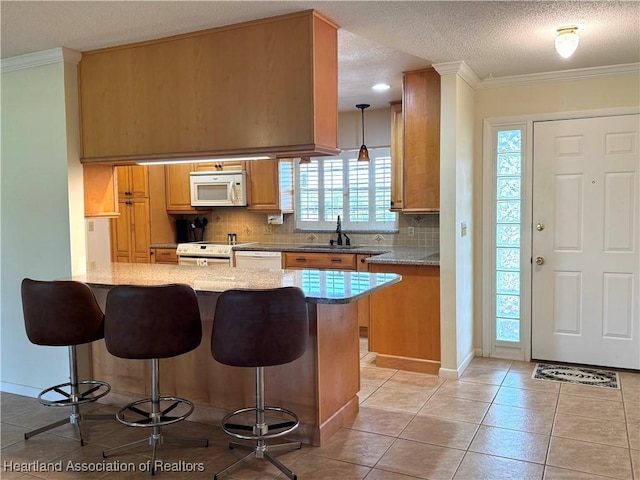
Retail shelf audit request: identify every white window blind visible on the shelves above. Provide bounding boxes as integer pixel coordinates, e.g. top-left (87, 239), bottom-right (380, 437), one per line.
top-left (295, 147), bottom-right (397, 231)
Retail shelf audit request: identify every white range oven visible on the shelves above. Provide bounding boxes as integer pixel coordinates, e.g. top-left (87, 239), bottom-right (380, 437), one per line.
top-left (176, 242), bottom-right (254, 268)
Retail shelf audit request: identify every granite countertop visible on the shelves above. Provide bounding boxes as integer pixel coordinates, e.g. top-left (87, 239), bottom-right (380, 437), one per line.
top-left (231, 243), bottom-right (440, 266)
top-left (72, 263), bottom-right (401, 305)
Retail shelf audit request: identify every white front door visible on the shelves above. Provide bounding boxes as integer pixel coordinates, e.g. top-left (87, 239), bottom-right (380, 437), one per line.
top-left (532, 114), bottom-right (640, 369)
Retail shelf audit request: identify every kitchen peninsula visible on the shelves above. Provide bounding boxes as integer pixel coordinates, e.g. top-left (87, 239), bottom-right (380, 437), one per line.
top-left (72, 263), bottom-right (401, 446)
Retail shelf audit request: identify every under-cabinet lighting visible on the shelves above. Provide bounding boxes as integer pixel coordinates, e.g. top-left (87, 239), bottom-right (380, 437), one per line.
top-left (137, 155), bottom-right (275, 165)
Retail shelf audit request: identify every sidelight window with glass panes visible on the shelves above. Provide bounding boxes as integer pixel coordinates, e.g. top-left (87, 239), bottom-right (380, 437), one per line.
top-left (495, 129), bottom-right (523, 343)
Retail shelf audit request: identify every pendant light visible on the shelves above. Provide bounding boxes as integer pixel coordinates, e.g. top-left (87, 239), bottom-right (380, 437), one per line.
top-left (356, 104), bottom-right (370, 162)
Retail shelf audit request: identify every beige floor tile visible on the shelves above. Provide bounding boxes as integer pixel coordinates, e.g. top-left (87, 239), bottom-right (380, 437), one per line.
top-left (357, 383), bottom-right (378, 404)
top-left (629, 422), bottom-right (640, 450)
top-left (469, 425), bottom-right (550, 464)
top-left (376, 438), bottom-right (464, 479)
top-left (285, 453), bottom-right (371, 480)
top-left (468, 357), bottom-right (513, 371)
top-left (543, 466), bottom-right (619, 479)
top-left (399, 415), bottom-right (478, 450)
top-left (631, 448), bottom-right (640, 480)
top-left (552, 413), bottom-right (628, 447)
top-left (482, 403), bottom-right (554, 435)
top-left (625, 401), bottom-right (640, 423)
top-left (509, 361), bottom-right (536, 374)
top-left (360, 352), bottom-right (377, 366)
top-left (0, 471), bottom-right (41, 480)
top-left (307, 428), bottom-right (394, 467)
top-left (623, 388), bottom-right (640, 404)
top-left (1, 422), bottom-right (29, 449)
top-left (433, 380), bottom-right (499, 403)
top-left (503, 371), bottom-right (561, 393)
top-left (559, 383), bottom-right (623, 401)
top-left (547, 436), bottom-right (632, 479)
top-left (557, 394), bottom-right (626, 422)
top-left (0, 432), bottom-right (84, 465)
top-left (360, 366), bottom-right (397, 387)
top-left (361, 387), bottom-right (429, 414)
top-left (418, 394), bottom-right (490, 424)
top-left (453, 451), bottom-right (544, 480)
top-left (382, 371), bottom-right (444, 394)
top-left (459, 367), bottom-right (508, 385)
top-left (362, 468), bottom-right (422, 480)
top-left (620, 371), bottom-right (640, 388)
top-left (494, 386), bottom-right (559, 412)
top-left (345, 406), bottom-right (414, 437)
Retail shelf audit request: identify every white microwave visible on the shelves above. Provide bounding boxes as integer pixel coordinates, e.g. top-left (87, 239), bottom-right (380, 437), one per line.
top-left (190, 171), bottom-right (247, 207)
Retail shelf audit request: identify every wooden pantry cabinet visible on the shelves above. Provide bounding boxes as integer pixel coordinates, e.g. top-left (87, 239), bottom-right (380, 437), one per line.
top-left (78, 10), bottom-right (339, 163)
top-left (389, 101), bottom-right (404, 212)
top-left (368, 263), bottom-right (440, 374)
top-left (402, 68), bottom-right (441, 212)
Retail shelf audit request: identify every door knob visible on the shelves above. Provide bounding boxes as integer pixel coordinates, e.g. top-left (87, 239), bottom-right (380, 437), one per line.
top-left (535, 256), bottom-right (545, 265)
top-left (536, 223), bottom-right (545, 231)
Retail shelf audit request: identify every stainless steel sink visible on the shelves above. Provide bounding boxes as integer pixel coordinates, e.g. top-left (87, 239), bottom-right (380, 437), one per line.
top-left (299, 244), bottom-right (358, 250)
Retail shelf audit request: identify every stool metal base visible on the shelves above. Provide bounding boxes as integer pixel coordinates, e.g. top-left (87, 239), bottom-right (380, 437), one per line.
top-left (214, 440), bottom-right (301, 480)
top-left (103, 395), bottom-right (208, 474)
top-left (25, 379), bottom-right (111, 445)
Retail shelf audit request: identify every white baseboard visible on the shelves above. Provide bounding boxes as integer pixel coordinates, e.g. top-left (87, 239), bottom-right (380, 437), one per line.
top-left (1, 382), bottom-right (39, 398)
top-left (438, 349), bottom-right (476, 379)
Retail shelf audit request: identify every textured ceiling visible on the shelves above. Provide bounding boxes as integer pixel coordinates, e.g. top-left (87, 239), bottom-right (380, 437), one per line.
top-left (2, 1), bottom-right (639, 110)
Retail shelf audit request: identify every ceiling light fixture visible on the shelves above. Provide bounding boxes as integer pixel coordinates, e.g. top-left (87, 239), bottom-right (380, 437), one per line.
top-left (372, 83), bottom-right (390, 91)
top-left (356, 104), bottom-right (370, 162)
top-left (555, 26), bottom-right (579, 59)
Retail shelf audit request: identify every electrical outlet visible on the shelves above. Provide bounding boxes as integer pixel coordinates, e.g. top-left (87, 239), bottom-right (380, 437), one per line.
top-left (263, 225), bottom-right (273, 235)
top-left (87, 220), bottom-right (94, 232)
top-left (461, 221), bottom-right (467, 237)
top-left (408, 226), bottom-right (415, 237)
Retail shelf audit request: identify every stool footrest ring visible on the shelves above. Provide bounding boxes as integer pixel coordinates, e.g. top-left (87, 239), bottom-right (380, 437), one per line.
top-left (38, 380), bottom-right (111, 407)
top-left (221, 406), bottom-right (299, 441)
top-left (116, 396), bottom-right (194, 428)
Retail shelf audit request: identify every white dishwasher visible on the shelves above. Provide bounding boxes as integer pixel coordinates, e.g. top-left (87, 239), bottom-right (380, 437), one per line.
top-left (234, 250), bottom-right (282, 270)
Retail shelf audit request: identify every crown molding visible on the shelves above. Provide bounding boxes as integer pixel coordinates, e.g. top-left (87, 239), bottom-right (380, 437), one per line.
top-left (433, 61), bottom-right (481, 89)
top-left (1, 47), bottom-right (82, 74)
top-left (478, 63), bottom-right (640, 89)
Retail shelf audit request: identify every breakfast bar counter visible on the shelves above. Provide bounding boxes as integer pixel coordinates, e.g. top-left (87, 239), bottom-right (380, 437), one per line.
top-left (72, 263), bottom-right (401, 446)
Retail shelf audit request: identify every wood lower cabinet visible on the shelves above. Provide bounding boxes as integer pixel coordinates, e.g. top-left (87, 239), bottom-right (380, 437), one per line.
top-left (369, 264), bottom-right (440, 374)
top-left (283, 252), bottom-right (357, 270)
top-left (357, 255), bottom-right (372, 331)
top-left (151, 248), bottom-right (178, 264)
top-left (402, 68), bottom-right (440, 212)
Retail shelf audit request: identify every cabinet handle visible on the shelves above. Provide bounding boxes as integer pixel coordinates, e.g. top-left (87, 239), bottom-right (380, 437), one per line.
top-left (295, 258), bottom-right (307, 262)
top-left (331, 258), bottom-right (342, 263)
top-left (361, 258), bottom-right (366, 263)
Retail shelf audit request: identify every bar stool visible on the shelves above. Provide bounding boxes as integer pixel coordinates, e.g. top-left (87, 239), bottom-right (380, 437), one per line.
top-left (101, 284), bottom-right (209, 473)
top-left (211, 287), bottom-right (309, 480)
top-left (20, 278), bottom-right (112, 445)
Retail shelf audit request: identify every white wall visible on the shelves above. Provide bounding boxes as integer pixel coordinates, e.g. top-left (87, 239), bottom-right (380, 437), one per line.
top-left (86, 218), bottom-right (112, 268)
top-left (0, 49), bottom-right (85, 395)
top-left (338, 108), bottom-right (391, 150)
top-left (472, 72), bottom-right (640, 353)
top-left (435, 63), bottom-right (475, 376)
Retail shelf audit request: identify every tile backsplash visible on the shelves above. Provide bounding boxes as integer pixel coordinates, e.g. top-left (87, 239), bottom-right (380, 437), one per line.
top-left (197, 208), bottom-right (439, 247)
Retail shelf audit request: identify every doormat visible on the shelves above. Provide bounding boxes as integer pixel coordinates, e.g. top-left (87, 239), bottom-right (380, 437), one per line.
top-left (532, 363), bottom-right (620, 389)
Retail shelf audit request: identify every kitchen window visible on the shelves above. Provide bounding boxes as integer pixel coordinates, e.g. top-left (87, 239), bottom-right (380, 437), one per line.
top-left (294, 147), bottom-right (398, 231)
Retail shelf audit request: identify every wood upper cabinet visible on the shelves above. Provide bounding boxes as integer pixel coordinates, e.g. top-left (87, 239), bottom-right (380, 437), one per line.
top-left (78, 10), bottom-right (339, 163)
top-left (246, 159), bottom-right (294, 213)
top-left (165, 164), bottom-right (197, 213)
top-left (389, 101), bottom-right (404, 212)
top-left (192, 161), bottom-right (245, 172)
top-left (117, 165), bottom-right (148, 198)
top-left (83, 164), bottom-right (118, 217)
top-left (402, 68), bottom-right (441, 212)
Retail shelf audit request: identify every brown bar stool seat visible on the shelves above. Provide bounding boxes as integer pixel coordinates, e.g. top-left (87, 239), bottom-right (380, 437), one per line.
top-left (101, 284), bottom-right (208, 473)
top-left (211, 287), bottom-right (309, 480)
top-left (20, 278), bottom-right (111, 445)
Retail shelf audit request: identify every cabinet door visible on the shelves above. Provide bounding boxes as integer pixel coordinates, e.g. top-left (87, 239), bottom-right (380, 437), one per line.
top-left (192, 161), bottom-right (246, 172)
top-left (116, 165), bottom-right (148, 197)
top-left (403, 68), bottom-right (440, 212)
top-left (283, 252), bottom-right (357, 270)
top-left (389, 101), bottom-right (404, 212)
top-left (130, 198), bottom-right (151, 263)
top-left (247, 160), bottom-right (280, 212)
top-left (165, 164), bottom-right (198, 213)
top-left (152, 248), bottom-right (178, 264)
top-left (83, 164), bottom-right (118, 217)
top-left (110, 200), bottom-right (132, 263)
